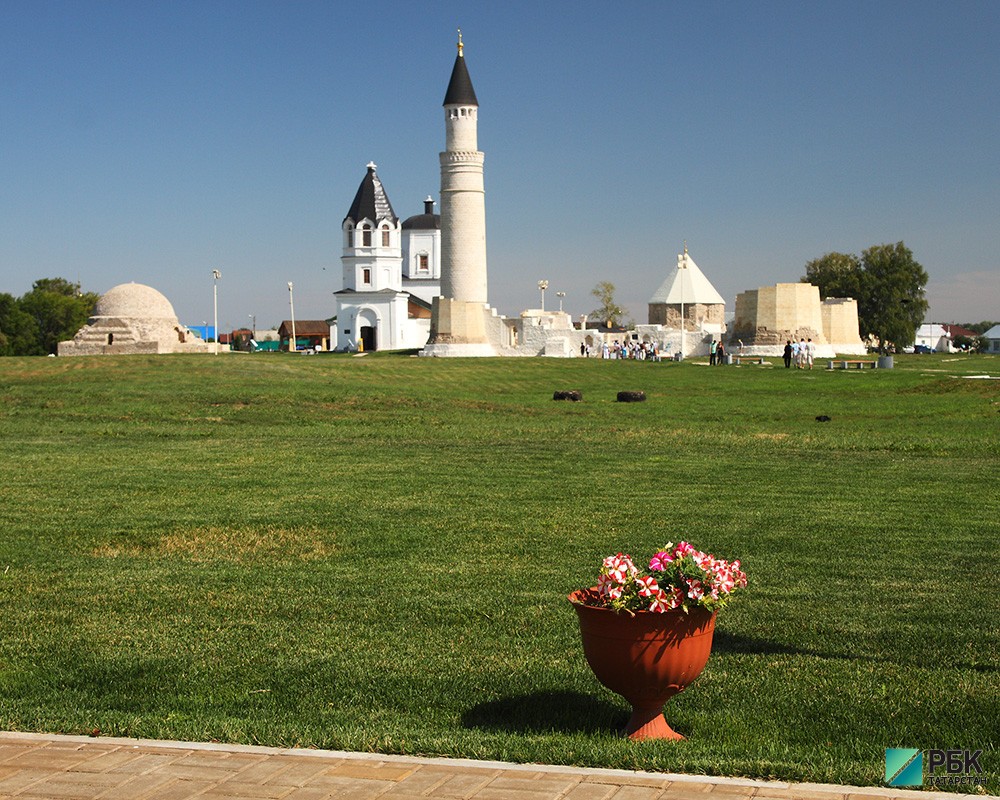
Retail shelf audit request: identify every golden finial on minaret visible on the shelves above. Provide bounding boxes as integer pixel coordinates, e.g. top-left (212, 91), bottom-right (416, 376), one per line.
top-left (457, 29), bottom-right (464, 56)
top-left (683, 240), bottom-right (688, 256)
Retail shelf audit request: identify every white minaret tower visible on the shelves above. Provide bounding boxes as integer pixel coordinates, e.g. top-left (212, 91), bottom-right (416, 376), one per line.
top-left (423, 30), bottom-right (495, 356)
top-left (440, 30), bottom-right (487, 303)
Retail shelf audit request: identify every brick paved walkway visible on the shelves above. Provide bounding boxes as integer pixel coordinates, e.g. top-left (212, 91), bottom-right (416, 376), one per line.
top-left (0, 733), bottom-right (983, 800)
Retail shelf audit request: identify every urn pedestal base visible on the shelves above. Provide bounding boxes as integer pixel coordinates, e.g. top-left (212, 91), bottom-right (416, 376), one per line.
top-left (569, 589), bottom-right (717, 741)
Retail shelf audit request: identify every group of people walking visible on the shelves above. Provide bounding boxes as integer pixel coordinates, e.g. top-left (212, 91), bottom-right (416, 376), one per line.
top-left (586, 340), bottom-right (663, 361)
top-left (783, 338), bottom-right (815, 369)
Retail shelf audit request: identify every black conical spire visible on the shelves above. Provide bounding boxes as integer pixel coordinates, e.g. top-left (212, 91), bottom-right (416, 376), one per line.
top-left (443, 30), bottom-right (478, 107)
top-left (344, 162), bottom-right (397, 225)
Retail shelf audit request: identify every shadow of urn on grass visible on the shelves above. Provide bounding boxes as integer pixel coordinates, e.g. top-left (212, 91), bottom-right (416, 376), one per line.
top-left (462, 690), bottom-right (628, 734)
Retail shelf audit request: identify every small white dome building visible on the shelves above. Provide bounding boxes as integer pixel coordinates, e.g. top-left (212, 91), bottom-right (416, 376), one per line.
top-left (58, 282), bottom-right (210, 356)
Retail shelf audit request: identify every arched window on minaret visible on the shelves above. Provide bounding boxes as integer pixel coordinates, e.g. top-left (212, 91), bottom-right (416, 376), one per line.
top-left (381, 225), bottom-right (390, 247)
top-left (362, 223), bottom-right (372, 247)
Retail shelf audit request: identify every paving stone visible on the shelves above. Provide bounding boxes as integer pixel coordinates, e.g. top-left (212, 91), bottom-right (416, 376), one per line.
top-left (196, 782), bottom-right (292, 799)
top-left (93, 772), bottom-right (179, 800)
top-left (479, 773), bottom-right (583, 796)
top-left (106, 752), bottom-right (185, 775)
top-left (281, 788), bottom-right (337, 800)
top-left (561, 782), bottom-right (618, 800)
top-left (390, 766), bottom-right (454, 794)
top-left (589, 774), bottom-right (673, 789)
top-left (658, 787), bottom-right (726, 800)
top-left (227, 758), bottom-right (301, 785)
top-left (471, 787), bottom-right (563, 800)
top-left (4, 749), bottom-right (92, 770)
top-left (0, 767), bottom-right (49, 793)
top-left (424, 770), bottom-right (499, 798)
top-left (605, 785), bottom-right (667, 800)
top-left (142, 778), bottom-right (214, 800)
top-left (326, 761), bottom-right (417, 782)
top-left (261, 760), bottom-right (347, 788)
top-left (70, 749), bottom-right (149, 773)
top-left (157, 762), bottom-right (246, 782)
top-left (705, 783), bottom-right (758, 796)
top-left (18, 771), bottom-right (126, 799)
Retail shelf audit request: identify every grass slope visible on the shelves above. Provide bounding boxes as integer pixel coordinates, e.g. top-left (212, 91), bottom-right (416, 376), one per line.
top-left (0, 353), bottom-right (997, 791)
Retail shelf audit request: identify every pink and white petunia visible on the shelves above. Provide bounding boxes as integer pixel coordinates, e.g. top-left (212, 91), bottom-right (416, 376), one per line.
top-left (648, 589), bottom-right (672, 613)
top-left (602, 553), bottom-right (636, 583)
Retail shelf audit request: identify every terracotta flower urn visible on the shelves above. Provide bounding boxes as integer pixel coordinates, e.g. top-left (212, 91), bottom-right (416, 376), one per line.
top-left (568, 588), bottom-right (717, 740)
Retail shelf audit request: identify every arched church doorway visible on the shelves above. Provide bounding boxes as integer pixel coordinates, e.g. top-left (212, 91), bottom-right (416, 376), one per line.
top-left (360, 326), bottom-right (377, 352)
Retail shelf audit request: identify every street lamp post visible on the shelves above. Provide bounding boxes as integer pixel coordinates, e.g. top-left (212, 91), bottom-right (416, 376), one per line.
top-left (556, 291), bottom-right (566, 313)
top-left (287, 282), bottom-right (296, 352)
top-left (538, 280), bottom-right (549, 311)
top-left (212, 270), bottom-right (221, 355)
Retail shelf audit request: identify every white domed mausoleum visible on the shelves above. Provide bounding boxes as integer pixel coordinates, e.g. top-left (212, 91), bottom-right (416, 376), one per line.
top-left (58, 283), bottom-right (210, 356)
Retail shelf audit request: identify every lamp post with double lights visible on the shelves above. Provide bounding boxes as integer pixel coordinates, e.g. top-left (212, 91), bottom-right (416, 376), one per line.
top-left (556, 291), bottom-right (566, 313)
top-left (287, 282), bottom-right (296, 352)
top-left (538, 280), bottom-right (549, 312)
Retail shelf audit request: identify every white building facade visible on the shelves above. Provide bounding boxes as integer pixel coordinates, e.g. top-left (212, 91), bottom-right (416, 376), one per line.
top-left (334, 164), bottom-right (438, 352)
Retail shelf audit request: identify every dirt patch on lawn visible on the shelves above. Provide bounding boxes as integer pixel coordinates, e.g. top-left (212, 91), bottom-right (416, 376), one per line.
top-left (93, 525), bottom-right (334, 563)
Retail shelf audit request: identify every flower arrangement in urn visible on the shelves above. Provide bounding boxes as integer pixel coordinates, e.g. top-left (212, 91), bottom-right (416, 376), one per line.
top-left (569, 541), bottom-right (747, 740)
top-left (593, 541), bottom-right (747, 614)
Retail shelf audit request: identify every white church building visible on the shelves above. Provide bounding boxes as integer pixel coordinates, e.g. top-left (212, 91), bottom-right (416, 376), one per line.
top-left (333, 163), bottom-right (441, 352)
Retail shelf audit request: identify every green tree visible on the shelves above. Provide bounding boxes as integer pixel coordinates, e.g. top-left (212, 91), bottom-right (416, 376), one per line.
top-left (0, 293), bottom-right (40, 356)
top-left (17, 278), bottom-right (100, 355)
top-left (590, 281), bottom-right (629, 327)
top-left (963, 320), bottom-right (999, 335)
top-left (803, 242), bottom-right (928, 352)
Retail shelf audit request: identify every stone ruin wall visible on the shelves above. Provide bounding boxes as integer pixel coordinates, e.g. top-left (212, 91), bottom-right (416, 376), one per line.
top-left (820, 298), bottom-right (866, 353)
top-left (731, 283), bottom-right (834, 356)
top-left (648, 302), bottom-right (724, 329)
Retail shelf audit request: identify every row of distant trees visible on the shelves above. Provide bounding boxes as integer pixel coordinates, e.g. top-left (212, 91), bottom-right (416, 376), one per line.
top-left (0, 278), bottom-right (100, 356)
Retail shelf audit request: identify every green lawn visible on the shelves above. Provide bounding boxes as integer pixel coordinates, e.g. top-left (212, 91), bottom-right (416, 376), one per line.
top-left (0, 352), bottom-right (997, 791)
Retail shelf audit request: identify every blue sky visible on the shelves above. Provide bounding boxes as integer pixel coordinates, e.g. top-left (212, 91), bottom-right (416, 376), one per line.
top-left (2, 0), bottom-right (998, 331)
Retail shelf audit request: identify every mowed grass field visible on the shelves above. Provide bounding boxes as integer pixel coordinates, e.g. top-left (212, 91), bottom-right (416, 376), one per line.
top-left (0, 352), bottom-right (997, 791)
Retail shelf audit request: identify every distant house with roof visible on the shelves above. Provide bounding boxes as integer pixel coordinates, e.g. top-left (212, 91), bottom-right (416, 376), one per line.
top-left (279, 320), bottom-right (330, 351)
top-left (915, 323), bottom-right (953, 353)
top-left (983, 325), bottom-right (1000, 354)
